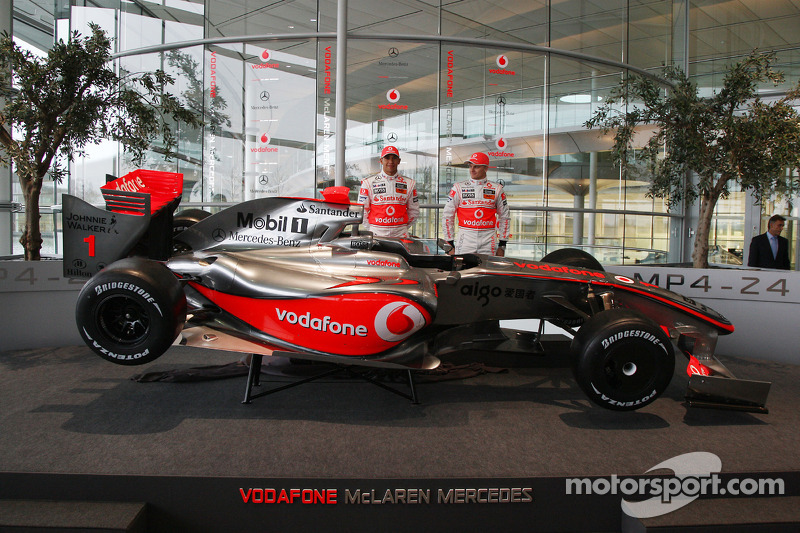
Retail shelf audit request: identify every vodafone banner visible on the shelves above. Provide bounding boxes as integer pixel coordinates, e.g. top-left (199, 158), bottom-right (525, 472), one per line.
top-left (245, 46), bottom-right (315, 200)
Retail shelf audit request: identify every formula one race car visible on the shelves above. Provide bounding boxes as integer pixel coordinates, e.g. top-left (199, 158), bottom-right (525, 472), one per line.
top-left (62, 170), bottom-right (770, 412)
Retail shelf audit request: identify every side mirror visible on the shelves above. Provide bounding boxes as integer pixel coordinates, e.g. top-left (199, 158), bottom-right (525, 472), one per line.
top-left (437, 238), bottom-right (453, 254)
top-left (445, 256), bottom-right (463, 284)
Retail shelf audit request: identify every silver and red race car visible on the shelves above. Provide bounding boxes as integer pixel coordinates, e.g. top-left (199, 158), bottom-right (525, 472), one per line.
top-left (62, 171), bottom-right (770, 412)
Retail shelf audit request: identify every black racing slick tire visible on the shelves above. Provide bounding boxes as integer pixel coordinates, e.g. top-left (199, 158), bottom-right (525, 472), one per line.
top-left (173, 208), bottom-right (211, 235)
top-left (571, 309), bottom-right (674, 411)
top-left (173, 209), bottom-right (211, 254)
top-left (76, 258), bottom-right (187, 365)
top-left (541, 248), bottom-right (604, 271)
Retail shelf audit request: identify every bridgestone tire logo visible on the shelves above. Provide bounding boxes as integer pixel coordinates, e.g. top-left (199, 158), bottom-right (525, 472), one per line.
top-left (601, 329), bottom-right (666, 352)
top-left (94, 282), bottom-right (163, 316)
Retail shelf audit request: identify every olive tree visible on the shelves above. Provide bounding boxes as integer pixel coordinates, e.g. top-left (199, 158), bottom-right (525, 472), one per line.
top-left (0, 24), bottom-right (201, 260)
top-left (586, 50), bottom-right (800, 268)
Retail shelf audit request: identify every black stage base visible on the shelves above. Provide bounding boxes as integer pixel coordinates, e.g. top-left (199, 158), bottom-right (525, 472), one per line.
top-left (1, 345), bottom-right (799, 532)
top-left (2, 472), bottom-right (799, 533)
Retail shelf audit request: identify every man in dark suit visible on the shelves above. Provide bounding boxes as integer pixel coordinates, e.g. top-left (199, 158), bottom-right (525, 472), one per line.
top-left (748, 214), bottom-right (791, 269)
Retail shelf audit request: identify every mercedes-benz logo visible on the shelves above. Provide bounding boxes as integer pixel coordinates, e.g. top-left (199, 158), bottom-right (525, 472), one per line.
top-left (387, 132), bottom-right (398, 142)
top-left (388, 47), bottom-right (399, 58)
top-left (212, 228), bottom-right (226, 242)
top-left (497, 96), bottom-right (506, 106)
top-left (259, 174), bottom-right (269, 185)
top-left (260, 91), bottom-right (270, 101)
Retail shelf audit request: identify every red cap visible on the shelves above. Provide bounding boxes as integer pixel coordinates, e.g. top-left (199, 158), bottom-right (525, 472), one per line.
top-left (468, 152), bottom-right (490, 166)
top-left (381, 146), bottom-right (400, 158)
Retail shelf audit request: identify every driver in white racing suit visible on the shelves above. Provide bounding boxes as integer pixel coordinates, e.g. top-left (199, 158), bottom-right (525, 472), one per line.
top-left (358, 146), bottom-right (419, 238)
top-left (443, 152), bottom-right (511, 256)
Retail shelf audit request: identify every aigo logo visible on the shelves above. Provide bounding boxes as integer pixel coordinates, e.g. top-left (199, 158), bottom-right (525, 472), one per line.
top-left (496, 55), bottom-right (509, 68)
top-left (374, 302), bottom-right (427, 342)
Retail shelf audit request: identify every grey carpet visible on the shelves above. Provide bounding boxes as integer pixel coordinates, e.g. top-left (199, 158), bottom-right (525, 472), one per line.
top-left (1, 344), bottom-right (798, 479)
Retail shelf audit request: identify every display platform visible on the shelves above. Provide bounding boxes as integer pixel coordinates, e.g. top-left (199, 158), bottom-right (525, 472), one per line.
top-left (1, 344), bottom-right (798, 532)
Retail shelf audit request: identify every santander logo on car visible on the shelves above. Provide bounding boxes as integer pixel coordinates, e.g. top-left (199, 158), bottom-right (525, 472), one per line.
top-left (374, 302), bottom-right (427, 342)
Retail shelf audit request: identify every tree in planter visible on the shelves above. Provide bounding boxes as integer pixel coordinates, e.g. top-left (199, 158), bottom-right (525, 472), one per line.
top-left (585, 50), bottom-right (800, 268)
top-left (0, 24), bottom-right (201, 260)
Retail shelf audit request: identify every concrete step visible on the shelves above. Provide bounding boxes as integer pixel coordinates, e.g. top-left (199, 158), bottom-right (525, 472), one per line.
top-left (0, 500), bottom-right (146, 533)
top-left (622, 496), bottom-right (800, 533)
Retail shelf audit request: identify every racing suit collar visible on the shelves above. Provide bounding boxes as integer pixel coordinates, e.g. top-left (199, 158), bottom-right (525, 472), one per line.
top-left (380, 171), bottom-right (400, 179)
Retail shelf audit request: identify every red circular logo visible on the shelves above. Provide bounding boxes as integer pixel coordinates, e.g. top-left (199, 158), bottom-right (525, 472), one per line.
top-left (260, 133), bottom-right (270, 144)
top-left (386, 89), bottom-right (400, 103)
top-left (495, 138), bottom-right (507, 150)
top-left (261, 50), bottom-right (271, 62)
top-left (496, 55), bottom-right (509, 68)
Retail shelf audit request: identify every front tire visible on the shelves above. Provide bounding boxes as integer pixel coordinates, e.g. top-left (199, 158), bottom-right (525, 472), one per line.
top-left (76, 258), bottom-right (186, 365)
top-left (541, 248), bottom-right (604, 271)
top-left (571, 309), bottom-right (674, 410)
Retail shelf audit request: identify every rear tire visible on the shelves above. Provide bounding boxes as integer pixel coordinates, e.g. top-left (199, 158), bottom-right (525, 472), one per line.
top-left (173, 209), bottom-right (210, 253)
top-left (76, 258), bottom-right (186, 365)
top-left (541, 248), bottom-right (604, 271)
top-left (571, 309), bottom-right (674, 410)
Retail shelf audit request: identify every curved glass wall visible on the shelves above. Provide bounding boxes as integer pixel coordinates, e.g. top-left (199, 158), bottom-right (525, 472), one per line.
top-left (6, 0), bottom-right (800, 267)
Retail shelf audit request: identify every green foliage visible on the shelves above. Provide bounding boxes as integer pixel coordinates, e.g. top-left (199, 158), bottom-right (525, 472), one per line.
top-left (0, 24), bottom-right (202, 259)
top-left (586, 50), bottom-right (800, 267)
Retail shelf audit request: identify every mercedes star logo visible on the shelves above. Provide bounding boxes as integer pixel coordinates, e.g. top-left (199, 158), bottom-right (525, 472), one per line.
top-left (259, 174), bottom-right (269, 185)
top-left (497, 96), bottom-right (506, 106)
top-left (260, 91), bottom-right (270, 101)
top-left (212, 228), bottom-right (226, 242)
top-left (388, 47), bottom-right (399, 58)
top-left (387, 132), bottom-right (398, 142)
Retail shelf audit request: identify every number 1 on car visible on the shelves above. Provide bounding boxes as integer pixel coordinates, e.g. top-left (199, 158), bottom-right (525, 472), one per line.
top-left (83, 234), bottom-right (96, 257)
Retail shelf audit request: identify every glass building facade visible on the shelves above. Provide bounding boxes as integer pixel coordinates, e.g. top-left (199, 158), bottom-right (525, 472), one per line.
top-left (2, 0), bottom-right (800, 266)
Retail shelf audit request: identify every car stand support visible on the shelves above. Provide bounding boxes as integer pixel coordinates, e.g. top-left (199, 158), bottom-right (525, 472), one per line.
top-left (242, 353), bottom-right (420, 404)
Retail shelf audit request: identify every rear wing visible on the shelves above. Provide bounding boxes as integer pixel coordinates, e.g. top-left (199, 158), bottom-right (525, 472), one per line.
top-left (63, 170), bottom-right (183, 279)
